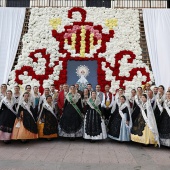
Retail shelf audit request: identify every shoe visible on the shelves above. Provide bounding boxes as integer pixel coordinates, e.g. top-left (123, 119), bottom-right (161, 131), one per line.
top-left (46, 138), bottom-right (52, 141)
top-left (69, 137), bottom-right (75, 141)
top-left (21, 140), bottom-right (27, 143)
top-left (3, 140), bottom-right (11, 144)
top-left (90, 140), bottom-right (96, 143)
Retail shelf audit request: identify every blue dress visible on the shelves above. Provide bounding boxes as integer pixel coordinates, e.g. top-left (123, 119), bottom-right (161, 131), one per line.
top-left (108, 104), bottom-right (131, 141)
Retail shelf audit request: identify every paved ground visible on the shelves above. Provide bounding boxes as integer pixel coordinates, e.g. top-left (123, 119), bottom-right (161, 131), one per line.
top-left (0, 138), bottom-right (169, 170)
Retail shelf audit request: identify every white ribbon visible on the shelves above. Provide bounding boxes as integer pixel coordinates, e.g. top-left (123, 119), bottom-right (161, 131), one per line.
top-left (43, 102), bottom-right (57, 119)
top-left (119, 103), bottom-right (132, 128)
top-left (156, 99), bottom-right (163, 113)
top-left (135, 95), bottom-right (142, 106)
top-left (139, 102), bottom-right (160, 146)
top-left (164, 101), bottom-right (170, 117)
top-left (21, 102), bottom-right (36, 122)
top-left (119, 109), bottom-right (126, 123)
top-left (2, 98), bottom-right (16, 115)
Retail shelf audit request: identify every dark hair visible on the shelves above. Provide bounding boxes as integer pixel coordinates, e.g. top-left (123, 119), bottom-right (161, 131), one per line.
top-left (142, 94), bottom-right (147, 99)
top-left (14, 85), bottom-right (20, 89)
top-left (91, 91), bottom-right (96, 94)
top-left (81, 88), bottom-right (89, 99)
top-left (83, 88), bottom-right (88, 92)
top-left (148, 89), bottom-right (153, 92)
top-left (137, 87), bottom-right (142, 90)
top-left (44, 87), bottom-right (50, 90)
top-left (23, 92), bottom-right (29, 97)
top-left (1, 84), bottom-right (7, 88)
top-left (159, 85), bottom-right (165, 91)
top-left (50, 84), bottom-right (55, 87)
top-left (120, 95), bottom-right (126, 100)
top-left (46, 95), bottom-right (52, 100)
top-left (131, 89), bottom-right (136, 92)
top-left (87, 83), bottom-right (92, 86)
top-left (25, 85), bottom-right (31, 90)
top-left (6, 90), bottom-right (12, 94)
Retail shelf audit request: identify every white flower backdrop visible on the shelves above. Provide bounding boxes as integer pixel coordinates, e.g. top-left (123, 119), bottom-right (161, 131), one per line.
top-left (8, 7), bottom-right (153, 96)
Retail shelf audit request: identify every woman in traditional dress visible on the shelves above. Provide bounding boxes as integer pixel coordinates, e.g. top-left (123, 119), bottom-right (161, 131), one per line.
top-left (81, 88), bottom-right (90, 115)
top-left (147, 89), bottom-right (156, 110)
top-left (32, 86), bottom-right (41, 109)
top-left (108, 95), bottom-right (131, 142)
top-left (0, 90), bottom-right (17, 143)
top-left (11, 92), bottom-right (38, 142)
top-left (25, 85), bottom-right (34, 104)
top-left (114, 88), bottom-right (125, 105)
top-left (154, 85), bottom-right (165, 129)
top-left (84, 91), bottom-right (107, 142)
top-left (134, 87), bottom-right (143, 105)
top-left (0, 84), bottom-right (7, 102)
top-left (13, 85), bottom-right (21, 110)
top-left (132, 87), bottom-right (143, 123)
top-left (38, 87), bottom-right (51, 111)
top-left (128, 89), bottom-right (137, 113)
top-left (158, 91), bottom-right (170, 147)
top-left (32, 86), bottom-right (41, 117)
top-left (37, 95), bottom-right (58, 140)
top-left (59, 85), bottom-right (83, 140)
top-left (131, 94), bottom-right (159, 146)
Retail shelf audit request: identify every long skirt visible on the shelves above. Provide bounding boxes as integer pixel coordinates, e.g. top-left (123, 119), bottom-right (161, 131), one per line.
top-left (0, 131), bottom-right (12, 141)
top-left (159, 110), bottom-right (170, 147)
top-left (0, 108), bottom-right (16, 141)
top-left (11, 119), bottom-right (38, 140)
top-left (83, 109), bottom-right (107, 140)
top-left (108, 114), bottom-right (130, 141)
top-left (59, 103), bottom-right (83, 138)
top-left (37, 121), bottom-right (58, 139)
top-left (131, 124), bottom-right (157, 145)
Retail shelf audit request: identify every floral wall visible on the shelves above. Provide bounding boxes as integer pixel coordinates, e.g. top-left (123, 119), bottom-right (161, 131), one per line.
top-left (8, 7), bottom-right (153, 96)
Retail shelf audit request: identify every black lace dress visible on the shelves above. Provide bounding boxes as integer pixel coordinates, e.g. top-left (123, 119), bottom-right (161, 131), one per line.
top-left (84, 104), bottom-right (107, 140)
top-left (154, 95), bottom-right (165, 130)
top-left (0, 103), bottom-right (16, 140)
top-left (108, 104), bottom-right (130, 141)
top-left (154, 104), bottom-right (163, 130)
top-left (17, 105), bottom-right (38, 134)
top-left (59, 98), bottom-right (83, 137)
top-left (40, 107), bottom-right (58, 136)
top-left (131, 105), bottom-right (146, 136)
top-left (159, 106), bottom-right (170, 147)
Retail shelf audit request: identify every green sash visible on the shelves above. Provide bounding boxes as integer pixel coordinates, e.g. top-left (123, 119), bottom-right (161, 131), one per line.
top-left (89, 98), bottom-right (102, 117)
top-left (68, 93), bottom-right (83, 119)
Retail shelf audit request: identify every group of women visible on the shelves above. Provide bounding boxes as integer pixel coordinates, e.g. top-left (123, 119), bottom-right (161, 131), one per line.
top-left (0, 83), bottom-right (169, 148)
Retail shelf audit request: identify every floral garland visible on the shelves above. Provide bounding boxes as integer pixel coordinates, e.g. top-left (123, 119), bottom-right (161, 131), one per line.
top-left (8, 7), bottom-right (154, 96)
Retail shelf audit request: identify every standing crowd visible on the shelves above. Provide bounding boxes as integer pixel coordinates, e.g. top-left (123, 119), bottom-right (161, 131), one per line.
top-left (0, 83), bottom-right (170, 147)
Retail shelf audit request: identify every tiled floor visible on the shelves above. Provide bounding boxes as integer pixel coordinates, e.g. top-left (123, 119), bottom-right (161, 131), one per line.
top-left (0, 138), bottom-right (169, 170)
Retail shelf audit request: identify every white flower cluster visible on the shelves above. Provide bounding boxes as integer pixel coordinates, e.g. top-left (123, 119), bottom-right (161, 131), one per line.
top-left (8, 7), bottom-right (153, 94)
